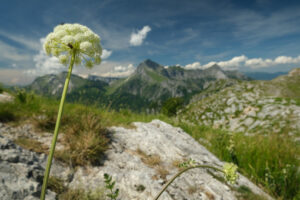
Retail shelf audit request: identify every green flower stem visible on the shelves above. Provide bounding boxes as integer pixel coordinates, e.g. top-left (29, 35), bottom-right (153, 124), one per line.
top-left (154, 165), bottom-right (224, 200)
top-left (40, 50), bottom-right (76, 200)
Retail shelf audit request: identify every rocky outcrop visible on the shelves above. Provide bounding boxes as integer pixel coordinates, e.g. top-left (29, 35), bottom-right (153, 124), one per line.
top-left (70, 120), bottom-right (272, 200)
top-left (0, 123), bottom-right (72, 200)
top-left (179, 81), bottom-right (300, 136)
top-left (0, 120), bottom-right (272, 200)
top-left (0, 135), bottom-right (56, 200)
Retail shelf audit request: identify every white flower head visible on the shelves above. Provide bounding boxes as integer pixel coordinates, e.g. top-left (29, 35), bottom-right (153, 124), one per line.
top-left (223, 163), bottom-right (239, 184)
top-left (44, 23), bottom-right (102, 68)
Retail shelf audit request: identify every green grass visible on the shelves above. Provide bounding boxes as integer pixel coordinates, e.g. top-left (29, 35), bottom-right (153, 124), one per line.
top-left (176, 122), bottom-right (300, 199)
top-left (145, 68), bottom-right (167, 82)
top-left (58, 187), bottom-right (105, 200)
top-left (105, 78), bottom-right (126, 95)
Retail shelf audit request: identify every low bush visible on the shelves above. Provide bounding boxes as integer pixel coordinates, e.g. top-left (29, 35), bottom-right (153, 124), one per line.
top-left (161, 97), bottom-right (184, 116)
top-left (0, 105), bottom-right (17, 122)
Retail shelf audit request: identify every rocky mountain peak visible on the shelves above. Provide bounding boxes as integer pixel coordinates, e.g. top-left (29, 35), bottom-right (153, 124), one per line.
top-left (137, 59), bottom-right (162, 71)
top-left (207, 64), bottom-right (223, 71)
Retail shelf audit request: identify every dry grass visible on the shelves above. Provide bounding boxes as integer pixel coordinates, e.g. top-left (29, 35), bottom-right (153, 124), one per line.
top-left (14, 137), bottom-right (48, 154)
top-left (58, 187), bottom-right (105, 200)
top-left (48, 176), bottom-right (66, 194)
top-left (135, 148), bottom-right (170, 181)
top-left (171, 158), bottom-right (187, 170)
top-left (136, 148), bottom-right (161, 167)
top-left (33, 112), bottom-right (71, 132)
top-left (188, 185), bottom-right (198, 195)
top-left (57, 113), bottom-right (110, 166)
top-left (156, 166), bottom-right (169, 180)
top-left (198, 186), bottom-right (215, 200)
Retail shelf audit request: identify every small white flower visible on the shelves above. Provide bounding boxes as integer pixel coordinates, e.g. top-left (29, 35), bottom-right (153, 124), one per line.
top-left (61, 35), bottom-right (75, 45)
top-left (80, 41), bottom-right (93, 53)
top-left (223, 163), bottom-right (238, 184)
top-left (44, 23), bottom-right (102, 68)
top-left (59, 55), bottom-right (68, 65)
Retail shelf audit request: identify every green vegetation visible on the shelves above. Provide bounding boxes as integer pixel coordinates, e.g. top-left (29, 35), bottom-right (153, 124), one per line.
top-left (145, 68), bottom-right (167, 82)
top-left (58, 187), bottom-right (106, 200)
top-left (104, 173), bottom-right (119, 200)
top-left (59, 113), bottom-right (110, 166)
top-left (177, 123), bottom-right (300, 199)
top-left (48, 176), bottom-right (67, 194)
top-left (0, 84), bottom-right (3, 93)
top-left (161, 97), bottom-right (184, 116)
top-left (14, 137), bottom-right (48, 154)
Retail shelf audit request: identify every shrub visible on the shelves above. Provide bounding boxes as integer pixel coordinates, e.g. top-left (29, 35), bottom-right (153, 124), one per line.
top-left (0, 106), bottom-right (16, 122)
top-left (161, 97), bottom-right (184, 116)
top-left (16, 89), bottom-right (28, 103)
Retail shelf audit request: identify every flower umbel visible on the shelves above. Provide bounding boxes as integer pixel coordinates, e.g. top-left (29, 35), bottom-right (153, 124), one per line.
top-left (223, 163), bottom-right (239, 184)
top-left (44, 23), bottom-right (102, 68)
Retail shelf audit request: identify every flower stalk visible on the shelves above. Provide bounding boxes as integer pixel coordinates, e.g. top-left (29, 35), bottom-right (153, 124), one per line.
top-left (40, 22), bottom-right (102, 200)
top-left (40, 50), bottom-right (76, 200)
top-left (153, 165), bottom-right (224, 200)
top-left (154, 161), bottom-right (238, 200)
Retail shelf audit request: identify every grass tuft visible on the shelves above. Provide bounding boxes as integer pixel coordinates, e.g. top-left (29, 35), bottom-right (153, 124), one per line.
top-left (59, 113), bottom-right (110, 166)
top-left (14, 137), bottom-right (48, 154)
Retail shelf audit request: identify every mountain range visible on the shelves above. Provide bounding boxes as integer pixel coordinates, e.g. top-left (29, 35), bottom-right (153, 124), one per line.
top-left (25, 59), bottom-right (250, 111)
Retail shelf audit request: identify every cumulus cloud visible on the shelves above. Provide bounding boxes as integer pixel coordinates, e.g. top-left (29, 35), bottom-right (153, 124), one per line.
top-left (245, 55), bottom-right (300, 68)
top-left (185, 55), bottom-right (300, 70)
top-left (129, 26), bottom-right (151, 46)
top-left (100, 64), bottom-right (135, 77)
top-left (185, 62), bottom-right (202, 69)
top-left (101, 49), bottom-right (112, 59)
top-left (217, 55), bottom-right (248, 69)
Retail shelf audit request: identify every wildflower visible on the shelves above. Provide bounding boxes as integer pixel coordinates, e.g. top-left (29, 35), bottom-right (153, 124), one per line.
top-left (223, 163), bottom-right (238, 184)
top-left (44, 23), bottom-right (102, 68)
top-left (40, 23), bottom-right (102, 200)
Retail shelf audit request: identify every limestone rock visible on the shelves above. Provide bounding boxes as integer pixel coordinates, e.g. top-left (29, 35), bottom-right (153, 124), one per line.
top-left (70, 120), bottom-right (272, 200)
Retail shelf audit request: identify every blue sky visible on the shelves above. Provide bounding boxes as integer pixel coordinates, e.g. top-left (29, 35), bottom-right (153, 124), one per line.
top-left (1, 0), bottom-right (300, 85)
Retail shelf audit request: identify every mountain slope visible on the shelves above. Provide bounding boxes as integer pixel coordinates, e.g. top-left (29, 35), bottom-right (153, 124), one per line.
top-left (107, 60), bottom-right (250, 110)
top-left (26, 72), bottom-right (108, 105)
top-left (178, 68), bottom-right (300, 136)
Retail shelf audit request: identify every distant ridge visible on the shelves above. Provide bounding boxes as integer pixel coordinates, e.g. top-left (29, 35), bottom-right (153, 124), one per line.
top-left (25, 59), bottom-right (251, 111)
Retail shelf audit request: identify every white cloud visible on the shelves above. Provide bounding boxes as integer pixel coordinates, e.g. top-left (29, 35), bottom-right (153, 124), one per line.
top-left (129, 26), bottom-right (151, 46)
top-left (185, 62), bottom-right (202, 69)
top-left (100, 63), bottom-right (135, 77)
top-left (101, 49), bottom-right (112, 59)
top-left (217, 55), bottom-right (248, 69)
top-left (185, 54), bottom-right (300, 70)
